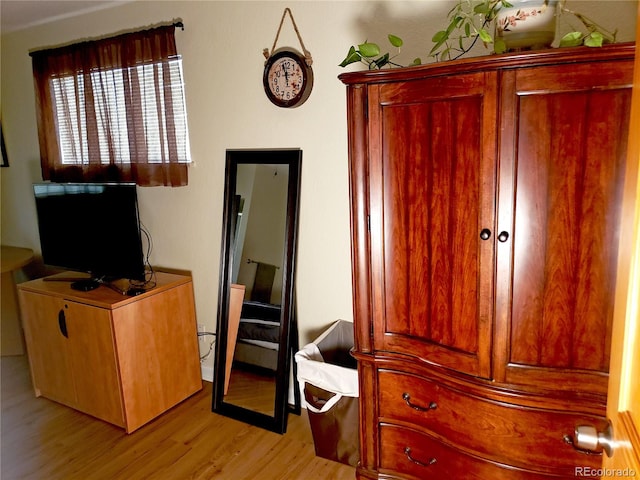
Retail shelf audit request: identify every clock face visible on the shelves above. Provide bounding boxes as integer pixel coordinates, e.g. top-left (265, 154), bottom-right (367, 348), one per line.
top-left (268, 57), bottom-right (304, 101)
top-left (263, 49), bottom-right (313, 108)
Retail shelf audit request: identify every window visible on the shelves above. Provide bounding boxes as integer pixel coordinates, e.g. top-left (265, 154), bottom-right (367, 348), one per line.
top-left (31, 25), bottom-right (191, 186)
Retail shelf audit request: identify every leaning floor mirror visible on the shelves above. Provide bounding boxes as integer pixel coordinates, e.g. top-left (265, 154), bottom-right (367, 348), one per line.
top-left (212, 148), bottom-right (302, 434)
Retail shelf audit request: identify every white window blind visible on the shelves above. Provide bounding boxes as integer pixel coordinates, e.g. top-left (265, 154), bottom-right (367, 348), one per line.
top-left (51, 58), bottom-right (191, 166)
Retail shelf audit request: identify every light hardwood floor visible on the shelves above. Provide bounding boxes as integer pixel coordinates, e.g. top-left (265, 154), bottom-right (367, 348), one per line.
top-left (1, 355), bottom-right (356, 480)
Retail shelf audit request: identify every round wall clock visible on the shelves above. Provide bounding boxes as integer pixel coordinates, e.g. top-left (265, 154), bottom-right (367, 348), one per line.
top-left (263, 47), bottom-right (314, 108)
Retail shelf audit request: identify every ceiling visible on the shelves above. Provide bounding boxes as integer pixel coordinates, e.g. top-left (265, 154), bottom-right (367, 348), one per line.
top-left (1, 1), bottom-right (125, 33)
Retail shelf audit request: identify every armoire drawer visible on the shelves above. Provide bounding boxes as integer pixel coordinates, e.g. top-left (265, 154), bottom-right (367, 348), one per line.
top-left (378, 369), bottom-right (606, 475)
top-left (380, 424), bottom-right (568, 480)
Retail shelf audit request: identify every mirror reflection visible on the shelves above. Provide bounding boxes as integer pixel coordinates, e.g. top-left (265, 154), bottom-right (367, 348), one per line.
top-left (212, 149), bottom-right (301, 434)
top-left (225, 163), bottom-right (289, 415)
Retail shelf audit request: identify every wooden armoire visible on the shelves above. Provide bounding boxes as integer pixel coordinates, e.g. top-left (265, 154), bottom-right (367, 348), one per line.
top-left (339, 44), bottom-right (635, 479)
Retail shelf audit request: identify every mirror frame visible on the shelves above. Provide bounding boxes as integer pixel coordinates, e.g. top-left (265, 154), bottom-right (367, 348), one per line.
top-left (212, 148), bottom-right (302, 434)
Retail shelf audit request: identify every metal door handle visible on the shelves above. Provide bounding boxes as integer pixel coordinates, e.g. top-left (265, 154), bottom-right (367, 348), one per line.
top-left (563, 422), bottom-right (614, 457)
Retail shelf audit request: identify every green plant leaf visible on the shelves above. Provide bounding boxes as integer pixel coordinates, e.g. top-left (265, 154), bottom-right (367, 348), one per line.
top-left (494, 38), bottom-right (507, 54)
top-left (430, 30), bottom-right (449, 55)
top-left (372, 53), bottom-right (390, 69)
top-left (584, 31), bottom-right (604, 47)
top-left (358, 42), bottom-right (380, 58)
top-left (388, 34), bottom-right (403, 48)
top-left (338, 46), bottom-right (362, 67)
top-left (485, 0), bottom-right (504, 21)
top-left (465, 23), bottom-right (471, 37)
top-left (474, 3), bottom-right (490, 14)
top-left (446, 16), bottom-right (463, 35)
top-left (479, 28), bottom-right (493, 43)
top-left (409, 58), bottom-right (422, 66)
top-left (432, 30), bottom-right (447, 43)
top-left (559, 31), bottom-right (584, 47)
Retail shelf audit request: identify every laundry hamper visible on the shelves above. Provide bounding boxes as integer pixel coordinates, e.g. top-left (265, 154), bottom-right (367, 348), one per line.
top-left (295, 320), bottom-right (359, 467)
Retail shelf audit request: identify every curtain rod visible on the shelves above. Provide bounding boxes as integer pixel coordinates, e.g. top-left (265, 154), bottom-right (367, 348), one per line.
top-left (29, 21), bottom-right (185, 56)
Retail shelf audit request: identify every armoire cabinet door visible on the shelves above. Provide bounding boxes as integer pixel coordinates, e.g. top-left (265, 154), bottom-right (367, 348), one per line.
top-left (496, 59), bottom-right (635, 395)
top-left (368, 72), bottom-right (498, 378)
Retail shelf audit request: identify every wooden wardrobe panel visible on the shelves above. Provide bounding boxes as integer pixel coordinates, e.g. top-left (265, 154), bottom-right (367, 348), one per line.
top-left (383, 99), bottom-right (481, 352)
top-left (371, 73), bottom-right (497, 378)
top-left (505, 61), bottom-right (633, 394)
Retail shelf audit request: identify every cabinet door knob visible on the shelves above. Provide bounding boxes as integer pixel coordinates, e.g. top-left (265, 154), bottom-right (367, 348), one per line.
top-left (480, 228), bottom-right (492, 240)
top-left (58, 310), bottom-right (68, 338)
top-left (498, 231), bottom-right (509, 242)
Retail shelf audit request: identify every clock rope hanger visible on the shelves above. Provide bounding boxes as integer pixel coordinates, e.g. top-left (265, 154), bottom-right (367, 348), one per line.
top-left (262, 8), bottom-right (314, 108)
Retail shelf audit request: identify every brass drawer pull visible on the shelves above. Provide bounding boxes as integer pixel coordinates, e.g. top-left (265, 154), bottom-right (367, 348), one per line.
top-left (402, 392), bottom-right (437, 412)
top-left (404, 447), bottom-right (436, 467)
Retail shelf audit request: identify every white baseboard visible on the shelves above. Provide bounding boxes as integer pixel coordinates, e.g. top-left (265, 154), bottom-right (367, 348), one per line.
top-left (200, 364), bottom-right (214, 383)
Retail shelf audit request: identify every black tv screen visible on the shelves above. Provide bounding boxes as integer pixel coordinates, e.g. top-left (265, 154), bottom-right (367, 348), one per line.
top-left (33, 183), bottom-right (146, 284)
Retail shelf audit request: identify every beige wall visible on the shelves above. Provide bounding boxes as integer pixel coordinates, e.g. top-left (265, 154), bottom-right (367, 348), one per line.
top-left (1, 1), bottom-right (637, 377)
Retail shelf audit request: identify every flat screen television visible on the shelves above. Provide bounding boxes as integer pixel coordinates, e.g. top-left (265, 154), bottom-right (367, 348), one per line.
top-left (33, 182), bottom-right (146, 291)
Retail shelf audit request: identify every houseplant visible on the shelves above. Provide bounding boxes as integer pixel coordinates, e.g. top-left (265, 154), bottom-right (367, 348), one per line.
top-left (338, 0), bottom-right (617, 68)
top-left (431, 0), bottom-right (617, 60)
top-left (338, 34), bottom-right (422, 69)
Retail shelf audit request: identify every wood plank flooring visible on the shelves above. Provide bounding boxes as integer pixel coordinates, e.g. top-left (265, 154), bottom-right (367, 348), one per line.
top-left (1, 355), bottom-right (356, 480)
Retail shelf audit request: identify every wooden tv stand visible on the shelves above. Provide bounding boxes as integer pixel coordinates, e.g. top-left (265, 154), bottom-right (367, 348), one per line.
top-left (17, 271), bottom-right (202, 433)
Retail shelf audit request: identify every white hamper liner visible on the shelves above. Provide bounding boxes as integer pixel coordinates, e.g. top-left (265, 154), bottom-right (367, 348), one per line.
top-left (295, 319), bottom-right (358, 413)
